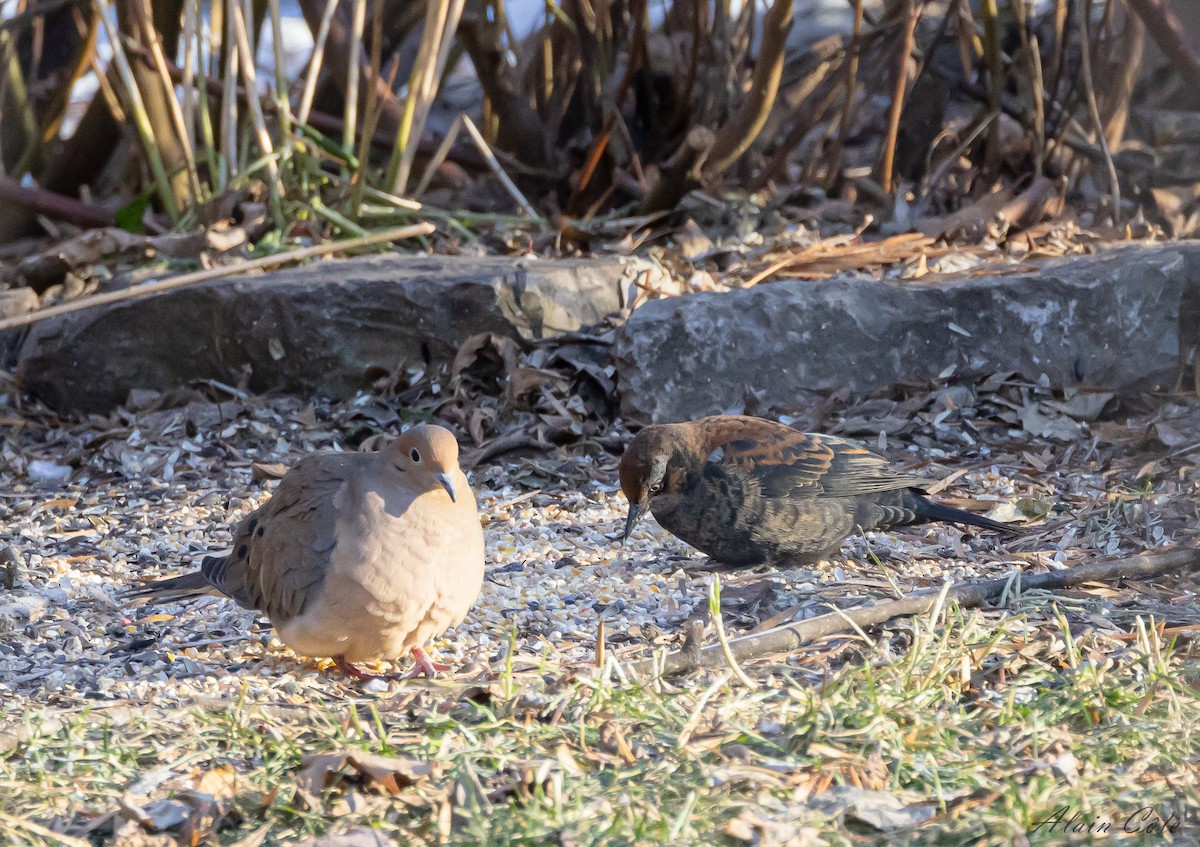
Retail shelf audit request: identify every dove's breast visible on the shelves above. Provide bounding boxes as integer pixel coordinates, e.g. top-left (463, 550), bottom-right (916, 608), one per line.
top-left (276, 478), bottom-right (485, 663)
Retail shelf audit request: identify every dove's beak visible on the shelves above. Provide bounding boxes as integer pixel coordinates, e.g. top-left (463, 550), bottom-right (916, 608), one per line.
top-left (623, 500), bottom-right (646, 542)
top-left (437, 472), bottom-right (458, 503)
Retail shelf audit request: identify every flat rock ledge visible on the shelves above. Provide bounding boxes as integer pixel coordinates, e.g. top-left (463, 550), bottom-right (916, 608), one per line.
top-left (614, 244), bottom-right (1200, 422)
top-left (10, 244), bottom-right (1200, 419)
top-left (13, 254), bottom-right (664, 414)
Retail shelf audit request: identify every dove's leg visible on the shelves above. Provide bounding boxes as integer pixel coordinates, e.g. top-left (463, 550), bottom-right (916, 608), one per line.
top-left (404, 646), bottom-right (450, 678)
top-left (333, 655), bottom-right (380, 681)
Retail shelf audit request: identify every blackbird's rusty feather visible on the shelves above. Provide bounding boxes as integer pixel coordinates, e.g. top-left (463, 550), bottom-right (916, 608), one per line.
top-left (619, 415), bottom-right (1015, 566)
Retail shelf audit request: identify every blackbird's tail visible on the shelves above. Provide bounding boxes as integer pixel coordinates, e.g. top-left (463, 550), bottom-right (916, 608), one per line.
top-left (910, 494), bottom-right (1018, 535)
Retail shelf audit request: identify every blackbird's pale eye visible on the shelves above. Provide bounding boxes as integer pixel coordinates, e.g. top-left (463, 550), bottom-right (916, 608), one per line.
top-left (411, 448), bottom-right (421, 463)
top-left (649, 481), bottom-right (663, 494)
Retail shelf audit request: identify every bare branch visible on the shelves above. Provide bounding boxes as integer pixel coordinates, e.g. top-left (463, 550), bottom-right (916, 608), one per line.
top-left (627, 546), bottom-right (1200, 678)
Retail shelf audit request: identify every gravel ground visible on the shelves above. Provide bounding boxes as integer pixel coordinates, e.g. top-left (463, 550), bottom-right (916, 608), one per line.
top-left (0, 390), bottom-right (1167, 718)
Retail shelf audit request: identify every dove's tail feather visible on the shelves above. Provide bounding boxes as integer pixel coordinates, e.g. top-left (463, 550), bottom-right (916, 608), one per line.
top-left (122, 569), bottom-right (218, 604)
top-left (912, 496), bottom-right (1018, 534)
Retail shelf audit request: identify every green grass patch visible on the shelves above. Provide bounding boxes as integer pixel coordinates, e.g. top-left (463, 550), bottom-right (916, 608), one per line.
top-left (3, 607), bottom-right (1198, 845)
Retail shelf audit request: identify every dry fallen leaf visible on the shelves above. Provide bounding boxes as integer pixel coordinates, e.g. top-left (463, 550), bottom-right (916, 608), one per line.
top-left (292, 828), bottom-right (393, 847)
top-left (452, 332), bottom-right (522, 382)
top-left (177, 789), bottom-right (238, 845)
top-left (251, 462), bottom-right (288, 481)
top-left (674, 218), bottom-right (715, 260)
top-left (111, 818), bottom-right (177, 847)
top-left (1154, 421), bottom-right (1191, 448)
top-left (507, 367), bottom-right (570, 402)
top-left (34, 497), bottom-right (78, 512)
top-left (554, 743), bottom-right (586, 778)
top-left (1046, 391), bottom-right (1115, 422)
top-left (294, 751), bottom-right (436, 810)
top-left (809, 786), bottom-right (936, 831)
top-left (120, 798), bottom-right (189, 833)
top-left (136, 613), bottom-right (175, 624)
top-left (1018, 403), bottom-right (1087, 442)
top-left (193, 764), bottom-right (238, 800)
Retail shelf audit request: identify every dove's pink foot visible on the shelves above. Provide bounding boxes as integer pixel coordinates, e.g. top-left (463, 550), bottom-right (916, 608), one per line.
top-left (404, 646), bottom-right (451, 678)
top-left (333, 655), bottom-right (380, 681)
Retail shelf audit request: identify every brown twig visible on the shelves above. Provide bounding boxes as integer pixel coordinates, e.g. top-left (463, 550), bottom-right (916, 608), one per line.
top-left (640, 0), bottom-right (791, 213)
top-left (1011, 0), bottom-right (1046, 177)
top-left (1124, 0), bottom-right (1200, 89)
top-left (704, 0), bottom-right (793, 176)
top-left (457, 14), bottom-right (549, 167)
top-left (625, 545), bottom-right (1200, 678)
top-left (114, 40), bottom-right (490, 173)
top-left (460, 429), bottom-right (552, 470)
top-left (566, 0), bottom-right (646, 216)
top-left (294, 0), bottom-right (406, 137)
top-left (0, 0), bottom-right (84, 34)
top-left (0, 174), bottom-right (115, 228)
top-left (753, 77), bottom-right (841, 192)
top-left (1101, 13), bottom-right (1143, 150)
top-left (1076, 2), bottom-right (1121, 221)
top-left (0, 223), bottom-right (435, 332)
top-left (978, 0), bottom-right (1003, 173)
top-left (878, 0), bottom-right (919, 194)
top-left (637, 125), bottom-right (715, 214)
top-left (114, 0), bottom-right (190, 213)
top-left (824, 0), bottom-right (865, 189)
top-left (460, 115), bottom-right (541, 220)
top-left (995, 174), bottom-right (1059, 229)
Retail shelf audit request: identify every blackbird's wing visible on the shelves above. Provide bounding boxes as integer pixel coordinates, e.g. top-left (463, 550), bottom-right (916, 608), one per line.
top-left (695, 416), bottom-right (918, 499)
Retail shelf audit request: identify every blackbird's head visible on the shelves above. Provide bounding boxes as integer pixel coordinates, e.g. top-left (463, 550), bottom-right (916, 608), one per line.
top-left (618, 425), bottom-right (689, 541)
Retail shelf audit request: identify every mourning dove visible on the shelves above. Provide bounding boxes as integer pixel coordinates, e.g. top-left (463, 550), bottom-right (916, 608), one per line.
top-left (620, 415), bottom-right (1015, 566)
top-left (128, 424), bottom-right (485, 679)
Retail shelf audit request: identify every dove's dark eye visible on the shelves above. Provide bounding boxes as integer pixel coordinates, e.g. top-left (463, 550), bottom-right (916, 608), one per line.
top-left (411, 448), bottom-right (421, 463)
top-left (649, 481), bottom-right (663, 494)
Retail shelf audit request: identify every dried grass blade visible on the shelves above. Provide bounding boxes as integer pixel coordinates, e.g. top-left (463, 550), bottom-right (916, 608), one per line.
top-left (137, 0), bottom-right (201, 200)
top-left (296, 0), bottom-right (339, 126)
top-left (90, 0), bottom-right (180, 219)
top-left (460, 114), bottom-right (541, 220)
top-left (342, 0), bottom-right (368, 173)
top-left (231, 0), bottom-right (285, 224)
top-left (388, 0), bottom-right (468, 195)
top-left (0, 222), bottom-right (435, 332)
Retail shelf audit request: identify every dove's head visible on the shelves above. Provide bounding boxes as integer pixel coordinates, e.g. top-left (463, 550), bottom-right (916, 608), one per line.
top-left (386, 424), bottom-right (464, 502)
top-left (618, 423), bottom-right (692, 542)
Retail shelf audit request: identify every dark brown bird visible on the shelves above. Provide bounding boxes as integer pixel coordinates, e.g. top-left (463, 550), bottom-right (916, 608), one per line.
top-left (619, 415), bottom-right (1013, 566)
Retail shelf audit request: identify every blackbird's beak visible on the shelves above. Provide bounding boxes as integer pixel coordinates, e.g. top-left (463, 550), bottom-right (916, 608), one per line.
top-left (623, 500), bottom-right (646, 541)
top-left (437, 472), bottom-right (458, 503)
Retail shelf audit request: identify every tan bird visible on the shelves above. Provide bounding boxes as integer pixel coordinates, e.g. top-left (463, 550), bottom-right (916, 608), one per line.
top-left (127, 424), bottom-right (485, 679)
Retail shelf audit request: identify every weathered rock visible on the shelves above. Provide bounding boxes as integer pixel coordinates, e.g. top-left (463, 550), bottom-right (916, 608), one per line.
top-left (0, 288), bottom-right (37, 319)
top-left (615, 245), bottom-right (1196, 422)
top-left (0, 288), bottom-right (37, 367)
top-left (15, 254), bottom-right (664, 413)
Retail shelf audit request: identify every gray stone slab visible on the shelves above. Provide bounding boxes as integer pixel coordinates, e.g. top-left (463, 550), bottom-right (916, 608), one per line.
top-left (0, 288), bottom-right (37, 320)
top-left (614, 245), bottom-right (1195, 422)
top-left (15, 253), bottom-right (662, 413)
top-left (0, 288), bottom-right (37, 367)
